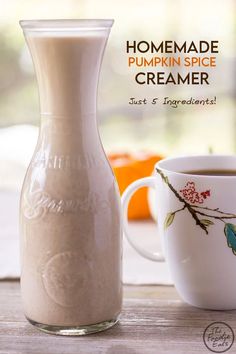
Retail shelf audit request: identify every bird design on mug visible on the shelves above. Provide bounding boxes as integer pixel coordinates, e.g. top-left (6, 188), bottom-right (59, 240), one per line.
top-left (156, 168), bottom-right (236, 256)
top-left (224, 224), bottom-right (236, 255)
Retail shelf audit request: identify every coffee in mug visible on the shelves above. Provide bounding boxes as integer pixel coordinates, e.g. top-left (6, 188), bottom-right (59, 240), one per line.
top-left (122, 155), bottom-right (236, 310)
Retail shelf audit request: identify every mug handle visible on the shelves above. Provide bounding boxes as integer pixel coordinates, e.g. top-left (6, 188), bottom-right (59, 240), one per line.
top-left (121, 176), bottom-right (165, 262)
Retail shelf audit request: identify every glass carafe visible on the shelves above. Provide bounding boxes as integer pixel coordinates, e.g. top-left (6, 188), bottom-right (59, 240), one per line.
top-left (19, 19), bottom-right (122, 336)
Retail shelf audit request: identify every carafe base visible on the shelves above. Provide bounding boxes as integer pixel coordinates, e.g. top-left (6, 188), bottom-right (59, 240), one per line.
top-left (27, 316), bottom-right (119, 336)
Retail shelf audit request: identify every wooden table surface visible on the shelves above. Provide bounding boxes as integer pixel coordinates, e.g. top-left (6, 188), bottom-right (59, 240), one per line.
top-left (1, 281), bottom-right (236, 354)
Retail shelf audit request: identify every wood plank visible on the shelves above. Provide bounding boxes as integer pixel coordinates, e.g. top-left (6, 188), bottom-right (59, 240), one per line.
top-left (0, 281), bottom-right (236, 354)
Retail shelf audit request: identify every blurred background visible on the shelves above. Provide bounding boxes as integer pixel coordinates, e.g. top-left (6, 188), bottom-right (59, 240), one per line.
top-left (0, 0), bottom-right (235, 278)
top-left (0, 0), bottom-right (235, 192)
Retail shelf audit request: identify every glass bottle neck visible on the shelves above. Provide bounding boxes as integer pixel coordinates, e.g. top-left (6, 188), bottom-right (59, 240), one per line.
top-left (25, 33), bottom-right (108, 117)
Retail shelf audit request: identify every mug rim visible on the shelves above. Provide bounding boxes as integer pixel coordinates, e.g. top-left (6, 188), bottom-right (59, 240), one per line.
top-left (155, 154), bottom-right (236, 179)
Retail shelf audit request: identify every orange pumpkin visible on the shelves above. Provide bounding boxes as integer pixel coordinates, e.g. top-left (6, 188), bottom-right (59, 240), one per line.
top-left (108, 152), bottom-right (163, 220)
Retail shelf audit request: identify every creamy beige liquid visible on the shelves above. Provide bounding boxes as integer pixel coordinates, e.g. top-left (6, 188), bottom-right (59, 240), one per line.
top-left (20, 33), bottom-right (122, 326)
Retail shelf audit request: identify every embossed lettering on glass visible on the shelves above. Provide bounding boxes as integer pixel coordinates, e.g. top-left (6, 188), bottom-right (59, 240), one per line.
top-left (19, 19), bottom-right (122, 335)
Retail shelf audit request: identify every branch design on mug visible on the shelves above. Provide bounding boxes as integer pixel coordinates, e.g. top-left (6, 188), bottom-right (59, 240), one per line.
top-left (156, 168), bottom-right (236, 256)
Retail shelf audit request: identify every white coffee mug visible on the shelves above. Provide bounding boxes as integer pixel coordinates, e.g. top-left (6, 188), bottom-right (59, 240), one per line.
top-left (122, 155), bottom-right (236, 310)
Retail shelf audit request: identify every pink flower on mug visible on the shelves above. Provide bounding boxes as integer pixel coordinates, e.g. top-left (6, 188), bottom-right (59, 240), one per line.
top-left (157, 168), bottom-right (236, 256)
top-left (180, 181), bottom-right (210, 204)
top-left (201, 190), bottom-right (211, 199)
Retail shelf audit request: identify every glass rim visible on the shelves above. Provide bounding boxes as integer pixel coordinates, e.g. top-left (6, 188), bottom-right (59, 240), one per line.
top-left (155, 154), bottom-right (236, 179)
top-left (19, 19), bottom-right (114, 32)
